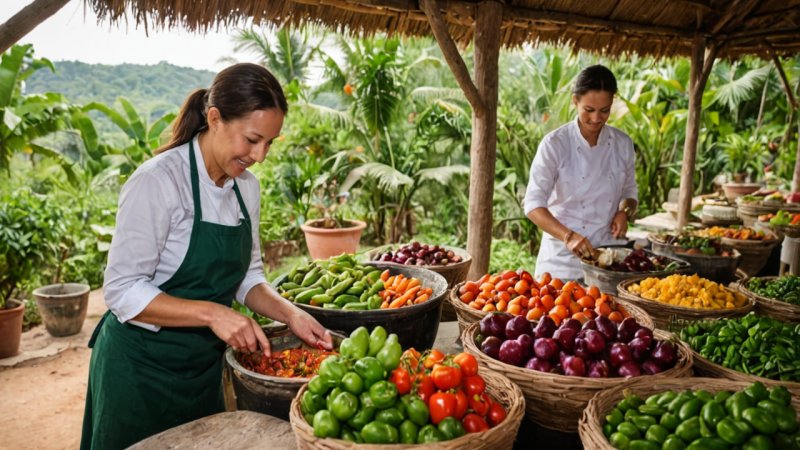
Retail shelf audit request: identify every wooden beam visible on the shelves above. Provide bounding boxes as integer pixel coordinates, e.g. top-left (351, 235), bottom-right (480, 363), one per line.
top-left (466, 0), bottom-right (502, 279)
top-left (677, 35), bottom-right (717, 229)
top-left (419, 0), bottom-right (486, 117)
top-left (0, 0), bottom-right (70, 54)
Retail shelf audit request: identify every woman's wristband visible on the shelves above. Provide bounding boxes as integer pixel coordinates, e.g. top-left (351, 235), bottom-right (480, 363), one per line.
top-left (563, 229), bottom-right (574, 244)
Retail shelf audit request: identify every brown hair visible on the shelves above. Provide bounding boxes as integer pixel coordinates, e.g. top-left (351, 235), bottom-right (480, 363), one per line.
top-left (572, 64), bottom-right (618, 97)
top-left (157, 63), bottom-right (288, 153)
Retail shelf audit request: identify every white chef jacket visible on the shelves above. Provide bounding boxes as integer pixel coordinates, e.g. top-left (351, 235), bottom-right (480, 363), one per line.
top-left (103, 136), bottom-right (267, 331)
top-left (523, 119), bottom-right (637, 280)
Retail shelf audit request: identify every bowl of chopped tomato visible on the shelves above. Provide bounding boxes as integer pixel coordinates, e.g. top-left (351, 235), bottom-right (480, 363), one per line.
top-left (224, 329), bottom-right (342, 420)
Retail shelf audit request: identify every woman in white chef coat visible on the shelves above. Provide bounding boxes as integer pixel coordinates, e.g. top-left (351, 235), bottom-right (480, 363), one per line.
top-left (81, 63), bottom-right (332, 450)
top-left (523, 65), bottom-right (638, 281)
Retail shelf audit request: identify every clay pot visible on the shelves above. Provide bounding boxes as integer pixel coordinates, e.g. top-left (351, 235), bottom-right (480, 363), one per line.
top-left (722, 182), bottom-right (760, 202)
top-left (0, 300), bottom-right (25, 358)
top-left (300, 219), bottom-right (366, 260)
top-left (33, 283), bottom-right (90, 337)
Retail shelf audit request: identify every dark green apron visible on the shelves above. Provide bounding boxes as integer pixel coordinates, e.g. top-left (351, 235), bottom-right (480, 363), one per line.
top-left (81, 140), bottom-right (253, 450)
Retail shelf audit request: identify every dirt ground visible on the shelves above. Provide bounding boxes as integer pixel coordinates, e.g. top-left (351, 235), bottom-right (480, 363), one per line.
top-left (0, 290), bottom-right (107, 450)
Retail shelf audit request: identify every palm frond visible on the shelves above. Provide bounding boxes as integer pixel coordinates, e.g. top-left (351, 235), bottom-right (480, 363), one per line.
top-left (341, 162), bottom-right (413, 194)
top-left (711, 65), bottom-right (772, 113)
top-left (409, 87), bottom-right (464, 103)
top-left (296, 102), bottom-right (353, 128)
top-left (416, 165), bottom-right (470, 184)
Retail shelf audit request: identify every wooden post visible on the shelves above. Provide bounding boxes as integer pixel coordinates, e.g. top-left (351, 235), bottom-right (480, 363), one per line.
top-left (676, 35), bottom-right (716, 229)
top-left (0, 0), bottom-right (70, 54)
top-left (466, 0), bottom-right (502, 278)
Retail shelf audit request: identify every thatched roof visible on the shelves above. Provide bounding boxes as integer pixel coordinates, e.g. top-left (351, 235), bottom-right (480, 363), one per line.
top-left (87, 0), bottom-right (800, 58)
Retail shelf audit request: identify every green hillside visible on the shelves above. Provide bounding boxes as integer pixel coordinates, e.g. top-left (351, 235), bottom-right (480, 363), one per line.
top-left (25, 60), bottom-right (215, 122)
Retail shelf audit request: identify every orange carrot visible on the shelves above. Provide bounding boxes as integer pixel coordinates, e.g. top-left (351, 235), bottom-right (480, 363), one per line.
top-left (380, 269), bottom-right (391, 281)
top-left (390, 275), bottom-right (403, 289)
top-left (380, 300), bottom-right (390, 309)
top-left (406, 278), bottom-right (421, 290)
top-left (389, 297), bottom-right (407, 308)
top-left (394, 286), bottom-right (420, 305)
top-left (414, 293), bottom-right (430, 304)
top-left (395, 278), bottom-right (410, 293)
top-left (384, 276), bottom-right (396, 288)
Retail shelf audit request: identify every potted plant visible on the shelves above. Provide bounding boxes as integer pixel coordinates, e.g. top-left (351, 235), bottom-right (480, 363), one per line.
top-left (300, 179), bottom-right (366, 260)
top-left (719, 133), bottom-right (765, 201)
top-left (0, 188), bottom-right (65, 357)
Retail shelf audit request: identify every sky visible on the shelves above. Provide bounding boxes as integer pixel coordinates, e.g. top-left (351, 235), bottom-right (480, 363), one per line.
top-left (3, 0), bottom-right (260, 72)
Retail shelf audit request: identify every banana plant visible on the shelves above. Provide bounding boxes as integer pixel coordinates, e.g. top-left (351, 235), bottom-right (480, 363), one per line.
top-left (82, 97), bottom-right (176, 175)
top-left (0, 44), bottom-right (74, 173)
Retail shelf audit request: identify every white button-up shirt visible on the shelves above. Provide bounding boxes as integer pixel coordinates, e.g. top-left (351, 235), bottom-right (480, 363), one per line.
top-left (523, 119), bottom-right (637, 280)
top-left (103, 136), bottom-right (267, 331)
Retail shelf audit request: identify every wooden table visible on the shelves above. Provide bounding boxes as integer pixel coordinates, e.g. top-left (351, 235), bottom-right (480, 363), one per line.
top-left (133, 322), bottom-right (583, 450)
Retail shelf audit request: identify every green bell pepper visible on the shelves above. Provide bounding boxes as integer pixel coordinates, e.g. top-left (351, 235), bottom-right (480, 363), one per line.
top-left (701, 401), bottom-right (727, 427)
top-left (368, 327), bottom-right (388, 357)
top-left (676, 417), bottom-right (701, 442)
top-left (661, 412), bottom-right (681, 431)
top-left (679, 399), bottom-right (704, 421)
top-left (301, 391), bottom-right (326, 416)
top-left (341, 372), bottom-right (364, 396)
top-left (360, 420), bottom-right (399, 444)
top-left (744, 382), bottom-right (769, 403)
top-left (607, 408), bottom-right (624, 427)
top-left (369, 381), bottom-right (398, 409)
top-left (769, 386), bottom-right (792, 408)
top-left (716, 417), bottom-right (752, 445)
top-left (742, 434), bottom-right (775, 450)
top-left (417, 424), bottom-right (445, 443)
top-left (406, 396), bottom-right (430, 427)
top-left (685, 437), bottom-right (731, 450)
top-left (399, 420), bottom-right (419, 444)
top-left (331, 391), bottom-right (359, 421)
top-left (742, 407), bottom-right (778, 435)
top-left (617, 422), bottom-right (642, 440)
top-left (662, 436), bottom-right (687, 450)
top-left (628, 440), bottom-right (660, 450)
top-left (609, 432), bottom-right (631, 449)
top-left (312, 410), bottom-right (340, 438)
top-left (438, 416), bottom-right (466, 440)
top-left (347, 404), bottom-right (376, 431)
top-left (354, 356), bottom-right (386, 387)
top-left (757, 400), bottom-right (798, 434)
top-left (376, 340), bottom-right (403, 371)
top-left (375, 407), bottom-right (405, 427)
top-left (319, 356), bottom-right (347, 384)
top-left (645, 424), bottom-right (669, 444)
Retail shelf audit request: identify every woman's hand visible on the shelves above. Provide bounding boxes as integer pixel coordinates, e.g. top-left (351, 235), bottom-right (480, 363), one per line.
top-left (287, 307), bottom-right (334, 350)
top-left (566, 231), bottom-right (595, 259)
top-left (610, 211), bottom-right (628, 239)
top-left (207, 303), bottom-right (271, 356)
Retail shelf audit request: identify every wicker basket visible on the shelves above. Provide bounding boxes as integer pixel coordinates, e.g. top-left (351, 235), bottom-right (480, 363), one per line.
top-left (288, 368), bottom-right (525, 449)
top-left (448, 283), bottom-right (655, 335)
top-left (736, 276), bottom-right (800, 322)
top-left (689, 348), bottom-right (800, 390)
top-left (720, 236), bottom-right (778, 277)
top-left (579, 377), bottom-right (800, 450)
top-left (648, 236), bottom-right (742, 285)
top-left (737, 202), bottom-right (780, 227)
top-left (580, 247), bottom-right (691, 296)
top-left (616, 276), bottom-right (755, 329)
top-left (461, 321), bottom-right (692, 432)
top-left (366, 244), bottom-right (472, 322)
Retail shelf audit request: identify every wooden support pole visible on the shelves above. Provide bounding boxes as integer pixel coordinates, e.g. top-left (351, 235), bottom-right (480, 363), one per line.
top-left (419, 0), bottom-right (486, 117)
top-left (676, 35), bottom-right (717, 229)
top-left (0, 0), bottom-right (70, 54)
top-left (466, 0), bottom-right (502, 279)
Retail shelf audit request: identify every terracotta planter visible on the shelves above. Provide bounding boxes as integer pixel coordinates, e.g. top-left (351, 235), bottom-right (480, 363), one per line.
top-left (33, 283), bottom-right (90, 337)
top-left (0, 300), bottom-right (25, 358)
top-left (300, 219), bottom-right (366, 260)
top-left (722, 182), bottom-right (760, 202)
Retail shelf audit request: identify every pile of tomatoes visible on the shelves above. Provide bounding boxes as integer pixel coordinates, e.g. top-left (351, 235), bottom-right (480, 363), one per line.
top-left (389, 349), bottom-right (507, 436)
top-left (236, 347), bottom-right (337, 378)
top-left (458, 269), bottom-right (629, 326)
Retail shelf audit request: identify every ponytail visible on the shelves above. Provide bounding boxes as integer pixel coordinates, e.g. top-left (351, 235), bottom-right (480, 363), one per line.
top-left (156, 89), bottom-right (208, 153)
top-left (157, 64), bottom-right (288, 154)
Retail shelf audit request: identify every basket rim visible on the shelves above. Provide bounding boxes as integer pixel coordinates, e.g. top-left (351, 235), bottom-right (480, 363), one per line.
top-left (461, 320), bottom-right (692, 385)
top-left (688, 345), bottom-right (800, 389)
top-left (579, 246), bottom-right (691, 276)
top-left (288, 366), bottom-right (526, 449)
top-left (617, 274), bottom-right (755, 315)
top-left (648, 236), bottom-right (744, 261)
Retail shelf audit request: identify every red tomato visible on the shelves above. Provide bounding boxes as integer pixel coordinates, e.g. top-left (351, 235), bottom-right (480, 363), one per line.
top-left (468, 392), bottom-right (490, 416)
top-left (462, 413), bottom-right (490, 433)
top-left (453, 352), bottom-right (479, 377)
top-left (401, 349), bottom-right (421, 372)
top-left (429, 392), bottom-right (457, 425)
top-left (390, 367), bottom-right (411, 395)
top-left (453, 389), bottom-right (468, 420)
top-left (463, 375), bottom-right (486, 397)
top-left (423, 349), bottom-right (445, 369)
top-left (487, 401), bottom-right (507, 427)
top-left (431, 365), bottom-right (462, 391)
top-left (416, 374), bottom-right (435, 403)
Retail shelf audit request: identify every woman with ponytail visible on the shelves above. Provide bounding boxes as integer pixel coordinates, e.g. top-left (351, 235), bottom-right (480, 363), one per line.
top-left (81, 63), bottom-right (332, 450)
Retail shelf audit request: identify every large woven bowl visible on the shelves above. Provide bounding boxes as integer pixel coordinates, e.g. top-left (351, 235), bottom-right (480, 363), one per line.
top-left (648, 235), bottom-right (742, 284)
top-left (580, 247), bottom-right (691, 295)
top-left (288, 368), bottom-right (525, 449)
top-left (736, 276), bottom-right (800, 322)
top-left (448, 283), bottom-right (654, 335)
top-left (366, 244), bottom-right (472, 322)
top-left (617, 276), bottom-right (755, 329)
top-left (720, 236), bottom-right (779, 277)
top-left (461, 321), bottom-right (692, 432)
top-left (579, 377), bottom-right (800, 450)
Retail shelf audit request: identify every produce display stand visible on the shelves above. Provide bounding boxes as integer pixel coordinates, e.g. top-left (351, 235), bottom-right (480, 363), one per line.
top-left (578, 377), bottom-right (800, 450)
top-left (736, 276), bottom-right (800, 322)
top-left (461, 321), bottom-right (693, 432)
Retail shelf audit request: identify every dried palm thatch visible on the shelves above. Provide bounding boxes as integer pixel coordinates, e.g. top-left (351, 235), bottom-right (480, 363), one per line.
top-left (86, 0), bottom-right (800, 58)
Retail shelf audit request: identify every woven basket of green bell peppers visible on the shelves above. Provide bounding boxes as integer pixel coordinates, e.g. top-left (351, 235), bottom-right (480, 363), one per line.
top-left (738, 276), bottom-right (800, 322)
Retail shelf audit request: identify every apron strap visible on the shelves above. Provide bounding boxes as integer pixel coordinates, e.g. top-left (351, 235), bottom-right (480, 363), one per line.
top-left (188, 138), bottom-right (203, 225)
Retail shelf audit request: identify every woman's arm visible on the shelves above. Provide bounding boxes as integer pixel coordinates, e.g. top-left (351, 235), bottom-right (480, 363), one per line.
top-left (245, 283), bottom-right (334, 350)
